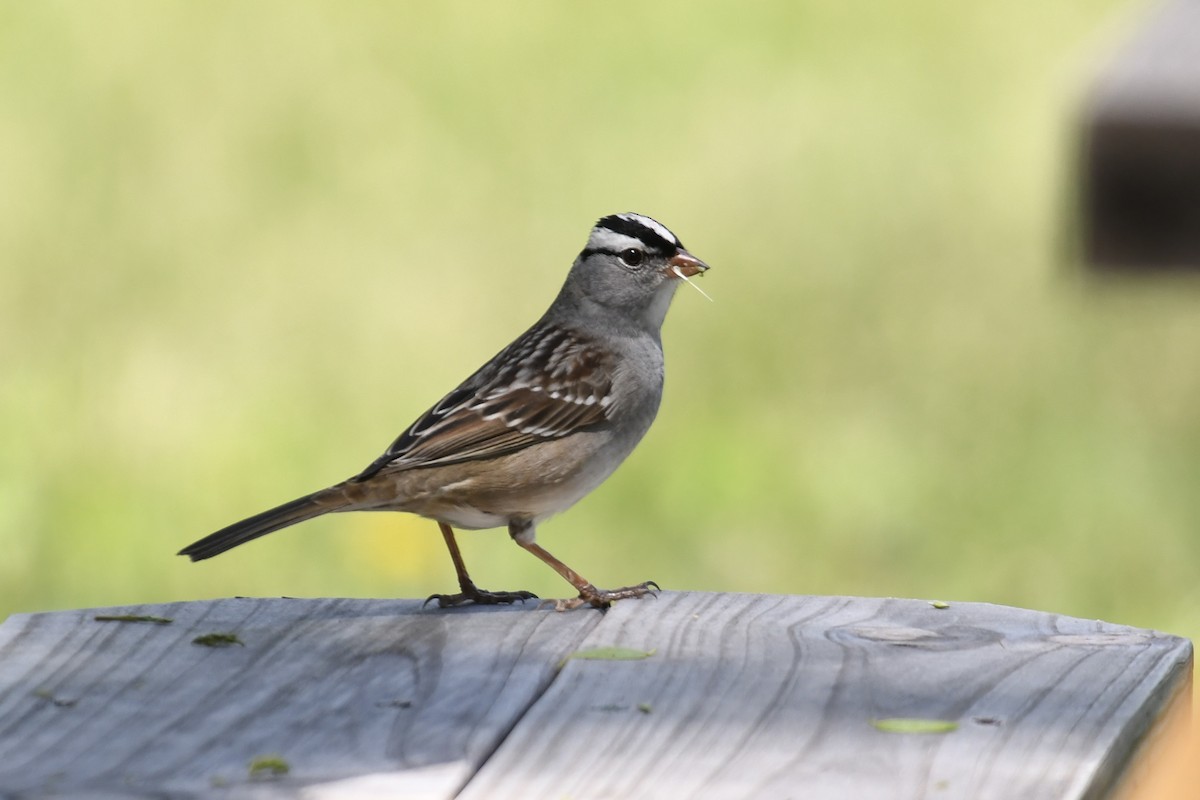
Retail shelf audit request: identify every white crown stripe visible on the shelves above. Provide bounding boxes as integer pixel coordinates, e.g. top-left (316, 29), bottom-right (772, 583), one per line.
top-left (618, 213), bottom-right (678, 246)
top-left (587, 230), bottom-right (647, 252)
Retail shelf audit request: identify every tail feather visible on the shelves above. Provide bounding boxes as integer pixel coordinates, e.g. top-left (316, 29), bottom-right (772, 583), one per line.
top-left (180, 488), bottom-right (352, 561)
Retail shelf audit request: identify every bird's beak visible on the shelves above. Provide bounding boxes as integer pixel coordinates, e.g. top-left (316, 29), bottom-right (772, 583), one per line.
top-left (664, 251), bottom-right (710, 279)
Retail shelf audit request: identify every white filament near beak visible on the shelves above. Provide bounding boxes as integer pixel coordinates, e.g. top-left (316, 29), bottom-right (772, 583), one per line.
top-left (671, 265), bottom-right (714, 302)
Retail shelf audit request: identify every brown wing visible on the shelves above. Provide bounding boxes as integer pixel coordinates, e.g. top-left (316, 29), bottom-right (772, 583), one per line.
top-left (354, 323), bottom-right (615, 479)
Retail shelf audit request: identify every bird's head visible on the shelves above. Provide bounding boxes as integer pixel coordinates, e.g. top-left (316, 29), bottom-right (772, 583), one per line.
top-left (563, 212), bottom-right (710, 331)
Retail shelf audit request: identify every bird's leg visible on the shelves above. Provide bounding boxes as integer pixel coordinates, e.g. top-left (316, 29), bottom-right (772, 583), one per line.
top-left (508, 521), bottom-right (659, 611)
top-left (424, 522), bottom-right (538, 608)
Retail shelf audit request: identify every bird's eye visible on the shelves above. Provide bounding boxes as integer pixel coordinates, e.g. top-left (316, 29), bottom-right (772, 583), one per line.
top-left (619, 248), bottom-right (645, 268)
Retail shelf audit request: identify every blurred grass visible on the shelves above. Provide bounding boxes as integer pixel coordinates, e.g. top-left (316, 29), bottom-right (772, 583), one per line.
top-left (3, 1), bottom-right (1198, 647)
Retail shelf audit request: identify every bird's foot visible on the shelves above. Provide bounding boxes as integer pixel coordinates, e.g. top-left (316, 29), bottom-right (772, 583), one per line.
top-left (551, 580), bottom-right (661, 612)
top-left (424, 583), bottom-right (538, 609)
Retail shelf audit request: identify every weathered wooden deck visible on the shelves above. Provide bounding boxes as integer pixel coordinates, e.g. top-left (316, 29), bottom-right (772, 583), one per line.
top-left (0, 592), bottom-right (1190, 799)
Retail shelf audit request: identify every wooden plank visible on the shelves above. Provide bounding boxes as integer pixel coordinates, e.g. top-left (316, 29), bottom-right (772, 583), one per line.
top-left (0, 597), bottom-right (598, 798)
top-left (0, 593), bottom-right (1188, 798)
top-left (1082, 0), bottom-right (1200, 269)
top-left (458, 592), bottom-right (1192, 800)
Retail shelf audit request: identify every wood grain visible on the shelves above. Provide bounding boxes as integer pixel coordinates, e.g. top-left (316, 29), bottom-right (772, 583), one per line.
top-left (459, 593), bottom-right (1192, 800)
top-left (0, 597), bottom-right (597, 798)
top-left (0, 592), bottom-right (1189, 799)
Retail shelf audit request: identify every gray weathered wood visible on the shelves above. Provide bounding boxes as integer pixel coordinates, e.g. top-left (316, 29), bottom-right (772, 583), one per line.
top-left (1082, 0), bottom-right (1200, 269)
top-left (460, 593), bottom-right (1191, 800)
top-left (0, 597), bottom-right (599, 798)
top-left (0, 592), bottom-right (1190, 799)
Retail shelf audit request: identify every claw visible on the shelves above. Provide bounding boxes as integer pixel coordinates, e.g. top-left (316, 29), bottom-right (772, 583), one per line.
top-left (551, 580), bottom-right (661, 612)
top-left (425, 587), bottom-right (538, 609)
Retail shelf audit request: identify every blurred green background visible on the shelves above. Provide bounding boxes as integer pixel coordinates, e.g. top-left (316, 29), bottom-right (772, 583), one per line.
top-left (2, 1), bottom-right (1197, 644)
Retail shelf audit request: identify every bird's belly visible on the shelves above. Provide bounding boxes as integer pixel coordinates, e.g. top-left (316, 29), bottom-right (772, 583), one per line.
top-left (425, 504), bottom-right (511, 531)
top-left (384, 430), bottom-right (630, 530)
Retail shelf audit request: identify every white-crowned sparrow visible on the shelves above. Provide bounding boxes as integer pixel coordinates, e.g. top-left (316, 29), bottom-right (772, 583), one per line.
top-left (180, 213), bottom-right (710, 610)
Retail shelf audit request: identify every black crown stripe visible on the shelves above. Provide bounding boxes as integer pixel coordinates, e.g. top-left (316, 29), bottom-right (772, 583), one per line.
top-left (595, 214), bottom-right (682, 253)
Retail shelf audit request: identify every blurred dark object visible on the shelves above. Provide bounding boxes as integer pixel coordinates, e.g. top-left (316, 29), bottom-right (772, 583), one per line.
top-left (1083, 0), bottom-right (1200, 270)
